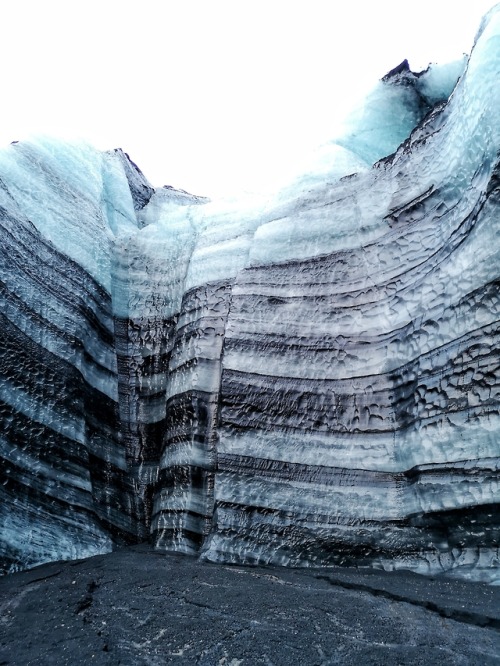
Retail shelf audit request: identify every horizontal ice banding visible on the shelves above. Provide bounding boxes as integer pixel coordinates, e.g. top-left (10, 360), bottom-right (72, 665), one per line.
top-left (1, 6), bottom-right (500, 582)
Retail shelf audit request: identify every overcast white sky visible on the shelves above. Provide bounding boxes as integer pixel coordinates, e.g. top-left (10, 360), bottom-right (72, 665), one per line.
top-left (0, 1), bottom-right (497, 197)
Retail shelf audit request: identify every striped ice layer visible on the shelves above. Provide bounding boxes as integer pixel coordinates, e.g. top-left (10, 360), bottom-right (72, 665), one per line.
top-left (1, 7), bottom-right (499, 581)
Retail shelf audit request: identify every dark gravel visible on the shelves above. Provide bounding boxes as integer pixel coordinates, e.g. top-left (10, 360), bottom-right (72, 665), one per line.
top-left (0, 544), bottom-right (499, 665)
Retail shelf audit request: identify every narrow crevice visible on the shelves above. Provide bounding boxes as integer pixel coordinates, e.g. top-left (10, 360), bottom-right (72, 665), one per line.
top-left (316, 575), bottom-right (500, 631)
top-left (19, 569), bottom-right (61, 585)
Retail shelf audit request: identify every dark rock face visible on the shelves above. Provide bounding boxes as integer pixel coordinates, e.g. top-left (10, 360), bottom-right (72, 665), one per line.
top-left (0, 9), bottom-right (499, 582)
top-left (0, 546), bottom-right (499, 666)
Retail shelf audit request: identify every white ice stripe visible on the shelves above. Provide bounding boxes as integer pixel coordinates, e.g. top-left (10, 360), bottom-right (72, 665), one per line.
top-left (0, 253), bottom-right (114, 335)
top-left (0, 504), bottom-right (112, 573)
top-left (210, 505), bottom-right (396, 544)
top-left (202, 532), bottom-right (500, 582)
top-left (394, 411), bottom-right (500, 469)
top-left (155, 488), bottom-right (210, 515)
top-left (0, 459), bottom-right (94, 510)
top-left (166, 360), bottom-right (222, 400)
top-left (221, 343), bottom-right (389, 380)
top-left (152, 512), bottom-right (207, 540)
top-left (228, 195), bottom-right (487, 300)
top-left (0, 275), bottom-right (115, 355)
top-left (169, 334), bottom-right (224, 372)
top-left (201, 533), bottom-right (297, 566)
top-left (246, 156), bottom-right (449, 269)
top-left (218, 413), bottom-right (500, 474)
top-left (224, 280), bottom-right (498, 342)
top-left (0, 435), bottom-right (91, 491)
top-left (132, 371), bottom-right (168, 396)
top-left (222, 320), bottom-right (496, 383)
top-left (216, 465), bottom-right (498, 522)
top-left (215, 472), bottom-right (401, 520)
top-left (85, 436), bottom-right (128, 471)
top-left (185, 235), bottom-right (253, 292)
top-left (80, 362), bottom-right (118, 402)
top-left (404, 470), bottom-right (499, 515)
top-left (175, 303), bottom-right (229, 330)
top-left (0, 380), bottom-right (85, 444)
top-left (217, 428), bottom-right (395, 471)
top-left (1, 301), bottom-right (118, 401)
top-left (223, 292), bottom-right (497, 386)
top-left (160, 440), bottom-right (212, 470)
top-left (226, 214), bottom-right (500, 341)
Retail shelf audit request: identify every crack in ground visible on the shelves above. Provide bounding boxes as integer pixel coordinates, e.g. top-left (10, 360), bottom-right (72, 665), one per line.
top-left (316, 575), bottom-right (500, 632)
top-left (19, 569), bottom-right (62, 585)
top-left (75, 579), bottom-right (100, 615)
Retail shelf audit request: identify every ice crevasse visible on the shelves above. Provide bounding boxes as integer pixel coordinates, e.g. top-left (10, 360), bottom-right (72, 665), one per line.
top-left (0, 6), bottom-right (499, 582)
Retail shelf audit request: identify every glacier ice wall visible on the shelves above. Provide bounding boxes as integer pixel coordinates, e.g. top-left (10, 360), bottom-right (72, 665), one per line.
top-left (1, 7), bottom-right (499, 581)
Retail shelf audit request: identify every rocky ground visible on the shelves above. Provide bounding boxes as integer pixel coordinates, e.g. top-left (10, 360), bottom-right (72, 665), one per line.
top-left (0, 544), bottom-right (499, 665)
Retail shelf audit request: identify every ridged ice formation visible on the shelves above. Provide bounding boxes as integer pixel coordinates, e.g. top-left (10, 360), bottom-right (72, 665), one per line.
top-left (1, 7), bottom-right (499, 581)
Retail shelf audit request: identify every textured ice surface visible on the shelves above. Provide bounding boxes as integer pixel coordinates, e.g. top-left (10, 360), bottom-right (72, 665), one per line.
top-left (1, 7), bottom-right (499, 581)
top-left (335, 56), bottom-right (467, 166)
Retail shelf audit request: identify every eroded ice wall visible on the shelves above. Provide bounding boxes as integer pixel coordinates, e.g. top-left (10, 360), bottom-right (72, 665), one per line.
top-left (0, 142), bottom-right (136, 569)
top-left (1, 6), bottom-right (499, 580)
